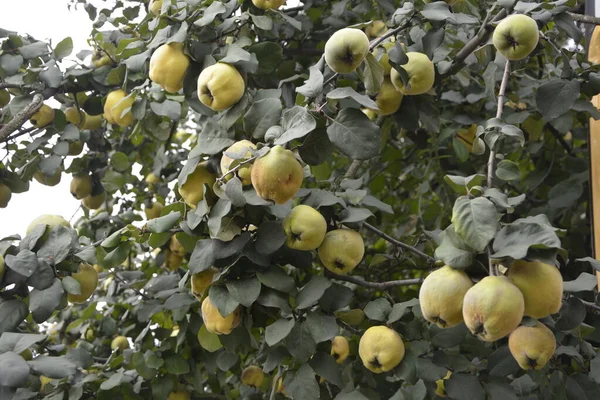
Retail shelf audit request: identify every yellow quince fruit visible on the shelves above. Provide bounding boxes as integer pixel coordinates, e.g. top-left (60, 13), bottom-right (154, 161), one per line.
top-left (67, 263), bottom-right (99, 304)
top-left (324, 28), bottom-right (369, 74)
top-left (70, 174), bottom-right (93, 199)
top-left (30, 104), bottom-right (55, 128)
top-left (197, 63), bottom-right (245, 111)
top-left (318, 229), bottom-right (365, 275)
top-left (241, 365), bottom-right (265, 387)
top-left (251, 145), bottom-right (303, 204)
top-left (390, 52), bottom-right (435, 95)
top-left (359, 326), bottom-right (405, 373)
top-left (191, 268), bottom-right (217, 299)
top-left (179, 162), bottom-right (216, 208)
top-left (26, 214), bottom-right (71, 235)
top-left (252, 0), bottom-right (286, 10)
top-left (508, 321), bottom-right (556, 370)
top-left (104, 89), bottom-right (135, 127)
top-left (201, 296), bottom-right (241, 335)
top-left (149, 42), bottom-right (190, 93)
top-left (64, 107), bottom-right (86, 128)
top-left (0, 183), bottom-right (11, 208)
top-left (220, 140), bottom-right (257, 186)
top-left (282, 205), bottom-right (327, 251)
top-left (111, 335), bottom-right (129, 351)
top-left (507, 259), bottom-right (563, 318)
top-left (330, 336), bottom-right (350, 364)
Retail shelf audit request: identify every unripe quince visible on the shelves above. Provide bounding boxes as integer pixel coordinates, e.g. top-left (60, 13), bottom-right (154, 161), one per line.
top-left (362, 108), bottom-right (377, 121)
top-left (252, 0), bottom-right (285, 10)
top-left (250, 145), bottom-right (303, 204)
top-left (70, 175), bottom-right (93, 199)
top-left (19, 348), bottom-right (32, 361)
top-left (149, 0), bottom-right (163, 15)
top-left (330, 336), bottom-right (350, 363)
top-left (92, 54), bottom-right (112, 68)
top-left (85, 328), bottom-right (95, 341)
top-left (164, 249), bottom-right (184, 271)
top-left (145, 173), bottom-right (161, 185)
top-left (492, 14), bottom-right (539, 61)
top-left (318, 229), bottom-right (365, 275)
top-left (359, 326), bottom-right (405, 373)
top-left (462, 276), bottom-right (524, 341)
top-left (220, 140), bottom-right (257, 186)
top-left (390, 52), bottom-right (435, 95)
top-left (179, 162), bottom-right (216, 208)
top-left (30, 104), bottom-right (55, 128)
top-left (324, 28), bottom-right (370, 74)
top-left (68, 141), bottom-right (84, 156)
top-left (507, 260), bottom-right (563, 318)
top-left (419, 265), bottom-right (473, 328)
top-left (508, 321), bottom-right (556, 370)
top-left (144, 201), bottom-right (163, 219)
top-left (201, 296), bottom-right (241, 335)
top-left (372, 77), bottom-right (403, 116)
top-left (365, 20), bottom-right (387, 39)
top-left (111, 335), bottom-right (129, 351)
top-left (169, 235), bottom-right (186, 256)
top-left (67, 264), bottom-right (99, 304)
top-left (0, 89), bottom-right (10, 108)
top-left (64, 107), bottom-right (86, 128)
top-left (282, 205), bottom-right (327, 251)
top-left (241, 365), bottom-right (265, 387)
top-left (104, 90), bottom-right (135, 127)
top-left (83, 113), bottom-right (103, 130)
top-left (26, 214), bottom-right (71, 235)
top-left (167, 392), bottom-right (190, 400)
top-left (197, 63), bottom-right (245, 111)
top-left (0, 254), bottom-right (4, 280)
top-left (149, 42), bottom-right (190, 93)
top-left (82, 192), bottom-right (106, 210)
top-left (191, 268), bottom-right (217, 299)
top-left (0, 183), bottom-right (11, 208)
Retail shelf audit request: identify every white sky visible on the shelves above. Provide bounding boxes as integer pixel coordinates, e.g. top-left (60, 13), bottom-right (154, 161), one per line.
top-left (0, 0), bottom-right (95, 239)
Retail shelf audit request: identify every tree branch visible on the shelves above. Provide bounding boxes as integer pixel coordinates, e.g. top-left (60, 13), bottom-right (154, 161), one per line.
top-left (0, 83), bottom-right (24, 90)
top-left (344, 160), bottom-right (362, 178)
top-left (580, 299), bottom-right (600, 313)
top-left (0, 94), bottom-right (44, 141)
top-left (567, 12), bottom-right (600, 25)
top-left (215, 155), bottom-right (257, 185)
top-left (546, 124), bottom-right (574, 156)
top-left (113, 272), bottom-right (151, 300)
top-left (443, 8), bottom-right (507, 77)
top-left (327, 270), bottom-right (422, 288)
top-left (362, 222), bottom-right (436, 264)
top-left (269, 366), bottom-right (283, 400)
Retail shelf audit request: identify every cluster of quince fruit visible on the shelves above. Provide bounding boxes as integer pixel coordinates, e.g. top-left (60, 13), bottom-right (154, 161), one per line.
top-left (420, 260), bottom-right (562, 372)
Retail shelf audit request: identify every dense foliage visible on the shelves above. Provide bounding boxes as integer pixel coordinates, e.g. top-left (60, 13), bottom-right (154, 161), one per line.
top-left (1, 0), bottom-right (600, 399)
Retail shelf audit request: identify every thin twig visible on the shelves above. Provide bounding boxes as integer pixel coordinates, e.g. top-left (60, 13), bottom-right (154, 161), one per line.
top-left (215, 155), bottom-right (257, 185)
top-left (327, 270), bottom-right (422, 288)
top-left (546, 124), bottom-right (573, 156)
top-left (362, 222), bottom-right (436, 264)
top-left (0, 83), bottom-right (24, 90)
top-left (0, 94), bottom-right (44, 141)
top-left (580, 299), bottom-right (600, 313)
top-left (112, 272), bottom-right (150, 300)
top-left (344, 160), bottom-right (362, 178)
top-left (567, 12), bottom-right (600, 25)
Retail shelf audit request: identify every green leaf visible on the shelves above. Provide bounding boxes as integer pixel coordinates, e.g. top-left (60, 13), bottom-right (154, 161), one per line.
top-left (189, 239), bottom-right (215, 274)
top-left (189, 117), bottom-right (235, 157)
top-left (486, 346), bottom-right (520, 377)
top-left (146, 211), bottom-right (181, 233)
top-left (452, 196), bottom-right (498, 252)
top-left (257, 267), bottom-right (296, 293)
top-left (556, 297), bottom-right (586, 331)
top-left (29, 279), bottom-right (63, 323)
top-left (492, 215), bottom-right (563, 260)
top-left (19, 41), bottom-right (49, 59)
top-left (54, 37), bottom-right (73, 60)
top-left (132, 352), bottom-right (158, 379)
top-left (274, 106), bottom-right (317, 145)
top-left (216, 352), bottom-right (239, 371)
top-left (326, 108), bottom-right (381, 160)
top-left (327, 87), bottom-right (378, 110)
top-left (298, 129), bottom-right (333, 166)
top-left (164, 354), bottom-right (190, 375)
top-left (309, 352), bottom-right (343, 387)
top-left (197, 325), bottom-right (222, 352)
top-left (265, 318), bottom-right (295, 346)
top-left (243, 98), bottom-right (282, 140)
top-left (284, 364), bottom-right (320, 400)
top-left (388, 299), bottom-right (420, 324)
top-left (4, 250), bottom-right (38, 277)
top-left (226, 278), bottom-right (262, 307)
top-left (364, 298), bottom-right (392, 321)
top-left (590, 353), bottom-right (600, 384)
top-left (430, 323), bottom-right (469, 348)
top-left (390, 379), bottom-right (427, 400)
top-left (0, 333), bottom-right (46, 354)
top-left (249, 41), bottom-right (283, 74)
top-left (319, 283), bottom-right (353, 313)
top-left (296, 276), bottom-right (332, 309)
top-left (363, 52), bottom-right (385, 96)
top-left (446, 373), bottom-right (486, 400)
top-left (40, 64), bottom-right (62, 88)
top-left (0, 352), bottom-right (30, 387)
top-left (536, 80), bottom-right (580, 120)
top-left (37, 225), bottom-right (76, 265)
top-left (495, 160), bottom-right (520, 181)
top-left (100, 371), bottom-right (125, 391)
top-left (110, 152), bottom-right (130, 172)
top-left (0, 301), bottom-right (28, 336)
top-left (209, 285), bottom-right (240, 318)
top-left (29, 356), bottom-right (77, 379)
top-left (485, 382), bottom-right (518, 400)
top-left (194, 1), bottom-right (226, 26)
top-left (434, 224), bottom-right (476, 268)
top-left (296, 66), bottom-right (324, 98)
top-left (563, 273), bottom-right (598, 293)
top-left (62, 276), bottom-right (81, 295)
top-left (254, 221), bottom-right (286, 255)
top-left (305, 312), bottom-right (338, 343)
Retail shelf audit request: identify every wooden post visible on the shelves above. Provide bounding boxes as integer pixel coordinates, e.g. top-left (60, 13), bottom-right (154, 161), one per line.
top-left (589, 24), bottom-right (600, 289)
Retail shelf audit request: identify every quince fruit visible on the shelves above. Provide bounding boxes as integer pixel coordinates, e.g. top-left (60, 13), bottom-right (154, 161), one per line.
top-left (179, 162), bottom-right (216, 208)
top-left (82, 191), bottom-right (106, 210)
top-left (241, 365), bottom-right (265, 387)
top-left (201, 296), bottom-right (241, 335)
top-left (0, 89), bottom-right (10, 108)
top-left (325, 28), bottom-right (370, 74)
top-left (419, 265), bottom-right (473, 328)
top-left (390, 52), bottom-right (435, 95)
top-left (318, 229), bottom-right (364, 275)
top-left (104, 89), bottom-right (135, 127)
top-left (191, 268), bottom-right (217, 299)
top-left (30, 104), bottom-right (55, 128)
top-left (507, 259), bottom-right (563, 318)
top-left (34, 167), bottom-right (62, 187)
top-left (492, 14), bottom-right (539, 61)
top-left (359, 326), bottom-right (405, 373)
top-left (67, 263), bottom-right (99, 304)
top-left (330, 336), bottom-right (350, 363)
top-left (149, 0), bottom-right (163, 15)
top-left (64, 107), bottom-right (86, 128)
top-left (26, 214), bottom-right (71, 235)
top-left (508, 321), bottom-right (556, 370)
top-left (372, 77), bottom-right (403, 116)
top-left (167, 392), bottom-right (190, 400)
top-left (462, 275), bottom-right (524, 341)
top-left (251, 145), bottom-right (303, 204)
top-left (68, 140), bottom-right (84, 156)
top-left (0, 183), bottom-right (11, 208)
top-left (70, 174), bottom-right (93, 199)
top-left (282, 205), bottom-right (327, 251)
top-left (220, 140), bottom-right (257, 186)
top-left (197, 63), bottom-right (245, 111)
top-left (83, 113), bottom-right (103, 130)
top-left (252, 0), bottom-right (286, 10)
top-left (365, 20), bottom-right (387, 38)
top-left (111, 335), bottom-right (129, 351)
top-left (150, 42), bottom-right (190, 93)
top-left (144, 201), bottom-right (163, 219)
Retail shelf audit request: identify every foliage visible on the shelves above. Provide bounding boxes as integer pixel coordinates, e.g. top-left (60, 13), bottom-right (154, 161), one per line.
top-left (0, 0), bottom-right (600, 399)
